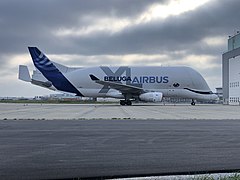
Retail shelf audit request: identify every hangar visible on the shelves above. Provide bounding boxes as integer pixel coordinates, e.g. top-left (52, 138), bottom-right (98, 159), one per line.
top-left (222, 32), bottom-right (240, 105)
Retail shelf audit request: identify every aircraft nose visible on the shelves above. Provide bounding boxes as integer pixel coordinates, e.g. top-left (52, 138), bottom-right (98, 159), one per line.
top-left (212, 94), bottom-right (219, 101)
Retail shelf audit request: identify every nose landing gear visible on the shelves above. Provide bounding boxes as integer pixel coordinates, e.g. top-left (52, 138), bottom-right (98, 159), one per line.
top-left (191, 99), bottom-right (196, 106)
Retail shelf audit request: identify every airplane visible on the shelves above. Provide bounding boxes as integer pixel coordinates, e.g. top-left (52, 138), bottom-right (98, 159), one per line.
top-left (19, 47), bottom-right (218, 106)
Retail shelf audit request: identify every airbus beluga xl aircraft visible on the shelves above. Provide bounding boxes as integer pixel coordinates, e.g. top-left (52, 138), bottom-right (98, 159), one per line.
top-left (19, 47), bottom-right (218, 105)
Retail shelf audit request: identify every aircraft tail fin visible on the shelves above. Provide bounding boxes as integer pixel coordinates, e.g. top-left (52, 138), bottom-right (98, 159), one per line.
top-left (28, 47), bottom-right (83, 96)
top-left (28, 47), bottom-right (60, 74)
top-left (18, 65), bottom-right (31, 82)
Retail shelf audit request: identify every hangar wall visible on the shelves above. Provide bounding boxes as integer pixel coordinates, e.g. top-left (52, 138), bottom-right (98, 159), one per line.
top-left (229, 56), bottom-right (240, 105)
top-left (222, 33), bottom-right (240, 105)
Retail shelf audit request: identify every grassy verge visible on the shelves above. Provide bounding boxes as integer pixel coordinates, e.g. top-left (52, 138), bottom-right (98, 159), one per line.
top-left (0, 99), bottom-right (117, 104)
top-left (191, 173), bottom-right (240, 180)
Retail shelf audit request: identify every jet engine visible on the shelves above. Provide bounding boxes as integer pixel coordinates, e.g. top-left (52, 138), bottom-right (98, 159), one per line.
top-left (139, 92), bottom-right (163, 102)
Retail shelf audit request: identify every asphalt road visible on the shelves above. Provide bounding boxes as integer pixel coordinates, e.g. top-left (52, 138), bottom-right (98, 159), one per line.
top-left (1, 119), bottom-right (240, 179)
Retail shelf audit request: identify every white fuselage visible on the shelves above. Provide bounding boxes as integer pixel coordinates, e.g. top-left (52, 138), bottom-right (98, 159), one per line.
top-left (19, 47), bottom-right (218, 105)
top-left (60, 66), bottom-right (216, 101)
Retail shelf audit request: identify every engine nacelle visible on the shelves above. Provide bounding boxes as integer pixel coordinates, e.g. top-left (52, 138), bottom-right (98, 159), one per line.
top-left (139, 92), bottom-right (163, 102)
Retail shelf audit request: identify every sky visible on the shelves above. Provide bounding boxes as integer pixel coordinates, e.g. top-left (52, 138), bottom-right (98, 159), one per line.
top-left (0, 0), bottom-right (239, 97)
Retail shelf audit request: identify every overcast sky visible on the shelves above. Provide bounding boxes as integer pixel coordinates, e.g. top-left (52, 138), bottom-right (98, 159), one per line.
top-left (0, 0), bottom-right (239, 97)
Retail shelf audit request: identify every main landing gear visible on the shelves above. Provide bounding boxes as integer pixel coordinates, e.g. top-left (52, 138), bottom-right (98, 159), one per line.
top-left (120, 100), bottom-right (132, 106)
top-left (191, 99), bottom-right (196, 106)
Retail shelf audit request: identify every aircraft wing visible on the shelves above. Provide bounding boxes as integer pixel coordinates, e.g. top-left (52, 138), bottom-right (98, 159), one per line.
top-left (89, 74), bottom-right (144, 94)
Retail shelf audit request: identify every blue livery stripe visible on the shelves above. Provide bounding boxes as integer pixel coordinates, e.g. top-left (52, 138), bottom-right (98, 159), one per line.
top-left (28, 47), bottom-right (83, 96)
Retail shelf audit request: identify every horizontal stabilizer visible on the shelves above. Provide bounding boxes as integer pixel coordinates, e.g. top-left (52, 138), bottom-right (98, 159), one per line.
top-left (19, 65), bottom-right (31, 82)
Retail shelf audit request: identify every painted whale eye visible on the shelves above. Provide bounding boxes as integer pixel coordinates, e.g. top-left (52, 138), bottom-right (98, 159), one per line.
top-left (173, 83), bottom-right (180, 87)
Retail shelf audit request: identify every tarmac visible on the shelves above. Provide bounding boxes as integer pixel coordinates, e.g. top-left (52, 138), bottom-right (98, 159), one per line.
top-left (1, 103), bottom-right (240, 179)
top-left (0, 103), bottom-right (240, 119)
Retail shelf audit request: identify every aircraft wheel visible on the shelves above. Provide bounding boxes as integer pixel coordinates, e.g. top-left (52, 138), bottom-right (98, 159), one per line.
top-left (120, 100), bottom-right (126, 106)
top-left (191, 101), bottom-right (195, 106)
top-left (126, 100), bottom-right (132, 106)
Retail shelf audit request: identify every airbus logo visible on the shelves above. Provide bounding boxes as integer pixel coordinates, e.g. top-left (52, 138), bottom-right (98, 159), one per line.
top-left (104, 76), bottom-right (169, 84)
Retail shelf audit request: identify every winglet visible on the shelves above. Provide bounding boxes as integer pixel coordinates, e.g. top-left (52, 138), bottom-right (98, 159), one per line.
top-left (89, 74), bottom-right (99, 81)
